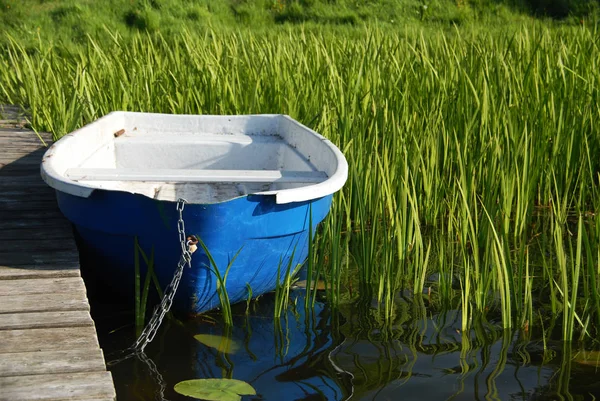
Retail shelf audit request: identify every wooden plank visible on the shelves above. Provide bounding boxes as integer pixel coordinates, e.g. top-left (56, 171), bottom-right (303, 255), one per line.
top-left (0, 126), bottom-right (115, 399)
top-left (0, 250), bottom-right (78, 267)
top-left (0, 200), bottom-right (62, 211)
top-left (0, 146), bottom-right (46, 153)
top-left (0, 239), bottom-right (77, 253)
top-left (0, 310), bottom-right (94, 330)
top-left (0, 348), bottom-right (107, 377)
top-left (0, 160), bottom-right (44, 168)
top-left (0, 163), bottom-right (45, 171)
top-left (0, 104), bottom-right (26, 117)
top-left (0, 139), bottom-right (46, 145)
top-left (0, 327), bottom-right (99, 353)
top-left (0, 142), bottom-right (44, 147)
top-left (0, 371), bottom-right (115, 400)
top-left (0, 291), bottom-right (89, 314)
top-left (0, 130), bottom-right (48, 138)
top-left (0, 179), bottom-right (50, 188)
top-left (0, 192), bottom-right (56, 201)
top-left (0, 185), bottom-right (52, 194)
top-left (0, 194), bottom-right (57, 204)
top-left (0, 150), bottom-right (45, 158)
top-left (0, 175), bottom-right (46, 183)
top-left (0, 137), bottom-right (46, 142)
top-left (0, 141), bottom-right (47, 147)
top-left (0, 138), bottom-right (44, 145)
top-left (0, 277), bottom-right (84, 296)
top-left (0, 159), bottom-right (45, 167)
top-left (67, 167), bottom-right (329, 183)
top-left (0, 173), bottom-right (47, 181)
top-left (0, 151), bottom-right (45, 158)
top-left (0, 220), bottom-right (70, 234)
top-left (0, 266), bottom-right (80, 280)
top-left (0, 209), bottom-right (65, 221)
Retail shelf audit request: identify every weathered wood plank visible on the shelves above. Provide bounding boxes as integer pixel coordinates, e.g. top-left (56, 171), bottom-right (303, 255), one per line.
top-left (0, 104), bottom-right (26, 116)
top-left (0, 180), bottom-right (49, 187)
top-left (0, 266), bottom-right (80, 279)
top-left (0, 220), bottom-right (70, 234)
top-left (0, 140), bottom-right (42, 145)
top-left (0, 239), bottom-right (77, 253)
top-left (0, 348), bottom-right (107, 377)
top-left (0, 250), bottom-right (78, 267)
top-left (0, 188), bottom-right (56, 199)
top-left (0, 209), bottom-right (65, 221)
top-left (0, 326), bottom-right (99, 353)
top-left (0, 200), bottom-right (64, 211)
top-left (0, 310), bottom-right (94, 330)
top-left (0, 124), bottom-right (115, 399)
top-left (0, 178), bottom-right (50, 187)
top-left (0, 134), bottom-right (45, 139)
top-left (0, 174), bottom-right (47, 182)
top-left (0, 184), bottom-right (54, 193)
top-left (0, 149), bottom-right (45, 159)
top-left (0, 142), bottom-right (46, 148)
top-left (0, 147), bottom-right (46, 154)
top-left (0, 291), bottom-right (89, 314)
top-left (0, 277), bottom-right (85, 296)
top-left (0, 194), bottom-right (57, 204)
top-left (0, 161), bottom-right (45, 168)
top-left (0, 139), bottom-right (46, 145)
top-left (0, 166), bottom-right (43, 171)
top-left (0, 371), bottom-right (115, 400)
top-left (0, 139), bottom-right (45, 146)
top-left (0, 160), bottom-right (44, 168)
top-left (0, 150), bottom-right (46, 158)
top-left (0, 130), bottom-right (48, 138)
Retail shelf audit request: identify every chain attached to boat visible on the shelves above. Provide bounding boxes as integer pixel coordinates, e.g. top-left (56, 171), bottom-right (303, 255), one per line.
top-left (129, 198), bottom-right (197, 353)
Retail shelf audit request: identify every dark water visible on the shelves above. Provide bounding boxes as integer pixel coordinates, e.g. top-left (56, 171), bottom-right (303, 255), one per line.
top-left (88, 284), bottom-right (600, 401)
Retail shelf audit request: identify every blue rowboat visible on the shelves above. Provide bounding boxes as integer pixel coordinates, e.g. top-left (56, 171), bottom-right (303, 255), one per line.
top-left (41, 113), bottom-right (347, 315)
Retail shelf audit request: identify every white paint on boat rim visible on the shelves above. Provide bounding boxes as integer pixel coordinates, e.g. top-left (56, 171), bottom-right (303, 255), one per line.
top-left (41, 112), bottom-right (348, 205)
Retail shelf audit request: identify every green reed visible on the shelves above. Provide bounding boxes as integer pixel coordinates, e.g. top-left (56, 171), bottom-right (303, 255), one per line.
top-left (196, 239), bottom-right (240, 327)
top-left (133, 237), bottom-right (161, 337)
top-left (2, 23), bottom-right (600, 339)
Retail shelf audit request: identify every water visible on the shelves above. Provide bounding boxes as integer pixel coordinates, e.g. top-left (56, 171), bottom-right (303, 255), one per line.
top-left (88, 287), bottom-right (600, 401)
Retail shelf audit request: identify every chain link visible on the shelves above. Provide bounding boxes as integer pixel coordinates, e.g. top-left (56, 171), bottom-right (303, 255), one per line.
top-left (107, 198), bottom-right (197, 400)
top-left (129, 198), bottom-right (195, 352)
top-left (137, 350), bottom-right (170, 401)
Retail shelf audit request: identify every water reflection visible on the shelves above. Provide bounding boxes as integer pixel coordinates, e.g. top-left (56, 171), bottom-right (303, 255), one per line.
top-left (187, 296), bottom-right (353, 401)
top-left (97, 292), bottom-right (600, 400)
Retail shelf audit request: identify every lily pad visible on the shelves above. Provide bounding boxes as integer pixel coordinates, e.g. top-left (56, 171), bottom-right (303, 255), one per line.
top-left (174, 378), bottom-right (256, 401)
top-left (194, 333), bottom-right (240, 354)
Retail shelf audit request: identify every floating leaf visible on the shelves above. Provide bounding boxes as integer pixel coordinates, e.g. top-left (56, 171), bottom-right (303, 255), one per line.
top-left (194, 333), bottom-right (240, 354)
top-left (174, 378), bottom-right (256, 401)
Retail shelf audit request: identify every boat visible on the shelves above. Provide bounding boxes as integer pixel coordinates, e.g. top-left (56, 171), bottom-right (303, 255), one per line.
top-left (41, 112), bottom-right (347, 315)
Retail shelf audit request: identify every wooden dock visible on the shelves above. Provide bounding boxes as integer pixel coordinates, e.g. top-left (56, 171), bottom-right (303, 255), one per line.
top-left (0, 107), bottom-right (116, 400)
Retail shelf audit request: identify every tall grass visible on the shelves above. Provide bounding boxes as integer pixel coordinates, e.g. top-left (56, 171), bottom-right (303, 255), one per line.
top-left (2, 23), bottom-right (600, 340)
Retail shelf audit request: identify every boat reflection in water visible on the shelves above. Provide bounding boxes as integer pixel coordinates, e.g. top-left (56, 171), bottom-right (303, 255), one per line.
top-left (187, 292), bottom-right (354, 401)
top-left (102, 291), bottom-right (600, 400)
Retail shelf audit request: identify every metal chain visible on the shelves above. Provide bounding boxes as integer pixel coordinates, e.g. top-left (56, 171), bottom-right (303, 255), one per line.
top-left (106, 199), bottom-right (197, 400)
top-left (129, 198), bottom-right (196, 353)
top-left (137, 350), bottom-right (170, 401)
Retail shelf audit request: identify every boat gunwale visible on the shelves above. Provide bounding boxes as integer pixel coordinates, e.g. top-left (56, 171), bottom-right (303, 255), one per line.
top-left (41, 112), bottom-right (348, 205)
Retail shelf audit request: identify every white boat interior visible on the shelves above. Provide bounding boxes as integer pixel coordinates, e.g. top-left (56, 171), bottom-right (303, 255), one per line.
top-left (42, 113), bottom-right (348, 204)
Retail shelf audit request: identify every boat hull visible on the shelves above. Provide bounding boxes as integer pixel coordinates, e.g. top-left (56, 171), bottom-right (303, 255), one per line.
top-left (56, 190), bottom-right (332, 315)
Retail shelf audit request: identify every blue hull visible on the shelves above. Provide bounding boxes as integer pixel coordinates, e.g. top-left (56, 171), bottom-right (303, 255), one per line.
top-left (56, 190), bottom-right (332, 315)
